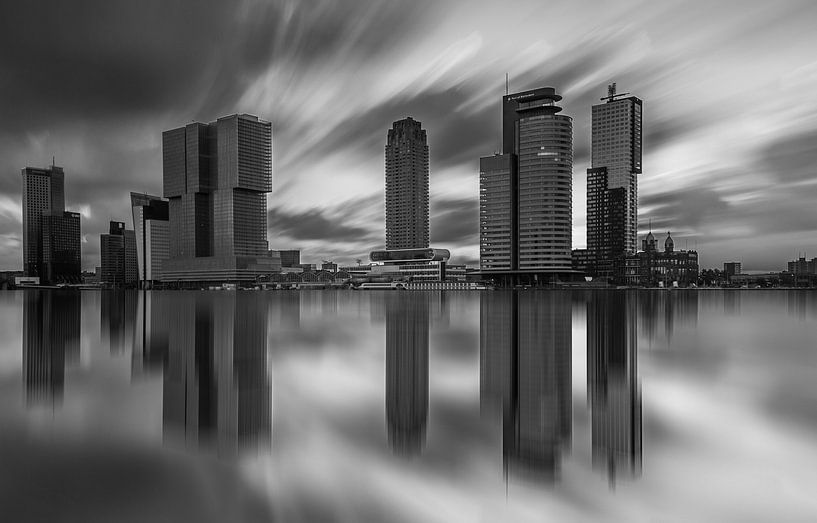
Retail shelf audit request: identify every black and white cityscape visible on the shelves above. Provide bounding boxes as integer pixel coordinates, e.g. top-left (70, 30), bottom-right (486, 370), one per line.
top-left (1, 1), bottom-right (817, 522)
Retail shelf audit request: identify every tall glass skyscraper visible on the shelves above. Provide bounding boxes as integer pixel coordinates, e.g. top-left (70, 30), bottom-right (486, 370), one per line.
top-left (385, 117), bottom-right (429, 250)
top-left (480, 87), bottom-right (573, 282)
top-left (130, 192), bottom-right (169, 287)
top-left (161, 114), bottom-right (279, 284)
top-left (587, 84), bottom-right (643, 278)
top-left (21, 165), bottom-right (81, 283)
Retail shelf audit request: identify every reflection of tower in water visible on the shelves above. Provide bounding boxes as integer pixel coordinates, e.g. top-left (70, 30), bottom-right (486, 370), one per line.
top-left (23, 290), bottom-right (81, 405)
top-left (163, 292), bottom-right (271, 455)
top-left (480, 290), bottom-right (572, 482)
top-left (587, 290), bottom-right (642, 482)
top-left (101, 290), bottom-right (137, 354)
top-left (385, 292), bottom-right (429, 457)
top-left (132, 290), bottom-right (170, 377)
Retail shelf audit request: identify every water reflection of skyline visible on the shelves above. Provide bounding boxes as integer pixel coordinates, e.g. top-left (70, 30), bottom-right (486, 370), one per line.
top-left (587, 291), bottom-right (642, 482)
top-left (162, 292), bottom-right (271, 456)
top-left (384, 292), bottom-right (430, 457)
top-left (480, 290), bottom-right (572, 482)
top-left (22, 290), bottom-right (81, 405)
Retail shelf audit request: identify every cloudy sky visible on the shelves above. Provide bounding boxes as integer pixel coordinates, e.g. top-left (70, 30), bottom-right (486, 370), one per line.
top-left (1, 0), bottom-right (816, 271)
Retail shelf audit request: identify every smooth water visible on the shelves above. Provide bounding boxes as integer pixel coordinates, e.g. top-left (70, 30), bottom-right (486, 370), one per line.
top-left (1, 289), bottom-right (816, 522)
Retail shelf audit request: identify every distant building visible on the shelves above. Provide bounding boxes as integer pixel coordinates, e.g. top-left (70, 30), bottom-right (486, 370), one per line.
top-left (386, 117), bottom-right (429, 250)
top-left (161, 114), bottom-right (278, 284)
top-left (624, 231), bottom-right (698, 287)
top-left (21, 165), bottom-right (81, 283)
top-left (787, 256), bottom-right (816, 275)
top-left (321, 261), bottom-right (338, 273)
top-left (100, 221), bottom-right (137, 286)
top-left (480, 87), bottom-right (573, 284)
top-left (723, 261), bottom-right (742, 282)
top-left (369, 248), bottom-right (465, 283)
top-left (130, 193), bottom-right (169, 288)
top-left (275, 249), bottom-right (300, 268)
top-left (586, 84), bottom-right (643, 278)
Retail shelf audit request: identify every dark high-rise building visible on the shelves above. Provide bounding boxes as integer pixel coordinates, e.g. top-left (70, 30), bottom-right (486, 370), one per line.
top-left (587, 290), bottom-right (642, 481)
top-left (385, 292), bottom-right (429, 457)
top-left (100, 221), bottom-right (137, 286)
top-left (23, 290), bottom-right (81, 405)
top-left (480, 87), bottom-right (573, 283)
top-left (480, 290), bottom-right (572, 481)
top-left (130, 193), bottom-right (169, 287)
top-left (586, 84), bottom-right (643, 278)
top-left (21, 165), bottom-right (81, 283)
top-left (385, 117), bottom-right (429, 250)
top-left (41, 210), bottom-right (81, 283)
top-left (161, 114), bottom-right (278, 283)
top-left (163, 292), bottom-right (271, 455)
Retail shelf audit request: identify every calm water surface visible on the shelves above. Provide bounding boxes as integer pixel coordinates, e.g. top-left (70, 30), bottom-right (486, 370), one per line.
top-left (1, 289), bottom-right (816, 522)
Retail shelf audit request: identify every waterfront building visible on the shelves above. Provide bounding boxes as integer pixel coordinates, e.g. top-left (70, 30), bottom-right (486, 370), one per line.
top-left (161, 114), bottom-right (279, 284)
top-left (480, 87), bottom-right (573, 284)
top-left (368, 248), bottom-right (465, 283)
top-left (21, 165), bottom-right (81, 283)
top-left (586, 84), bottom-right (643, 280)
top-left (130, 193), bottom-right (169, 287)
top-left (385, 117), bottom-right (429, 250)
top-left (100, 221), bottom-right (137, 287)
top-left (624, 231), bottom-right (699, 287)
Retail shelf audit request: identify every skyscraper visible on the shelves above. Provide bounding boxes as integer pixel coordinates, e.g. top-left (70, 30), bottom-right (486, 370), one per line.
top-left (586, 84), bottom-right (643, 278)
top-left (161, 114), bottom-right (279, 283)
top-left (385, 117), bottom-right (429, 250)
top-left (480, 87), bottom-right (573, 283)
top-left (130, 193), bottom-right (169, 287)
top-left (21, 165), bottom-right (81, 282)
top-left (100, 221), bottom-right (137, 286)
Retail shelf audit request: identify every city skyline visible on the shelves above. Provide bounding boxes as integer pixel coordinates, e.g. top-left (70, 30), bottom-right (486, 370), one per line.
top-left (1, 1), bottom-right (816, 272)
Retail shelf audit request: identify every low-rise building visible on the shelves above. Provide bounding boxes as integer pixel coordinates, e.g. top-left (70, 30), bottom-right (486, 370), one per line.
top-left (624, 231), bottom-right (698, 287)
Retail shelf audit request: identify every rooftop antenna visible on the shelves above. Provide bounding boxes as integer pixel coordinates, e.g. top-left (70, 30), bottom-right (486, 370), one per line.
top-left (52, 156), bottom-right (55, 167)
top-left (601, 82), bottom-right (630, 102)
top-left (505, 73), bottom-right (509, 96)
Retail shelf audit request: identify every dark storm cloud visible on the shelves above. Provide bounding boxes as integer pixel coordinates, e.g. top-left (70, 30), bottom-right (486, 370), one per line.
top-left (759, 128), bottom-right (817, 183)
top-left (431, 197), bottom-right (478, 245)
top-left (640, 186), bottom-right (729, 231)
top-left (268, 206), bottom-right (378, 243)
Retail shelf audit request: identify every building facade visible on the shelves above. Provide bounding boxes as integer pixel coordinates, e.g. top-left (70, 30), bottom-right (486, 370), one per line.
top-left (21, 165), bottom-right (81, 283)
top-left (161, 114), bottom-right (278, 284)
top-left (624, 231), bottom-right (699, 287)
top-left (100, 221), bottom-right (138, 287)
top-left (275, 249), bottom-right (300, 268)
top-left (480, 87), bottom-right (573, 282)
top-left (586, 84), bottom-right (643, 279)
top-left (385, 117), bottom-right (429, 250)
top-left (131, 193), bottom-right (170, 287)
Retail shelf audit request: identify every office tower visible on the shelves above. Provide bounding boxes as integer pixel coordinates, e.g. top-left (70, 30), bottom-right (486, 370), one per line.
top-left (480, 87), bottom-right (573, 282)
top-left (587, 84), bottom-right (643, 278)
top-left (41, 211), bottom-right (81, 283)
top-left (21, 165), bottom-right (81, 283)
top-left (100, 221), bottom-right (137, 286)
top-left (385, 117), bottom-right (429, 250)
top-left (385, 292), bottom-right (429, 456)
top-left (161, 114), bottom-right (278, 283)
top-left (587, 290), bottom-right (642, 481)
top-left (163, 292), bottom-right (271, 455)
top-left (480, 290), bottom-right (572, 481)
top-left (130, 193), bottom-right (170, 287)
top-left (23, 290), bottom-right (81, 405)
